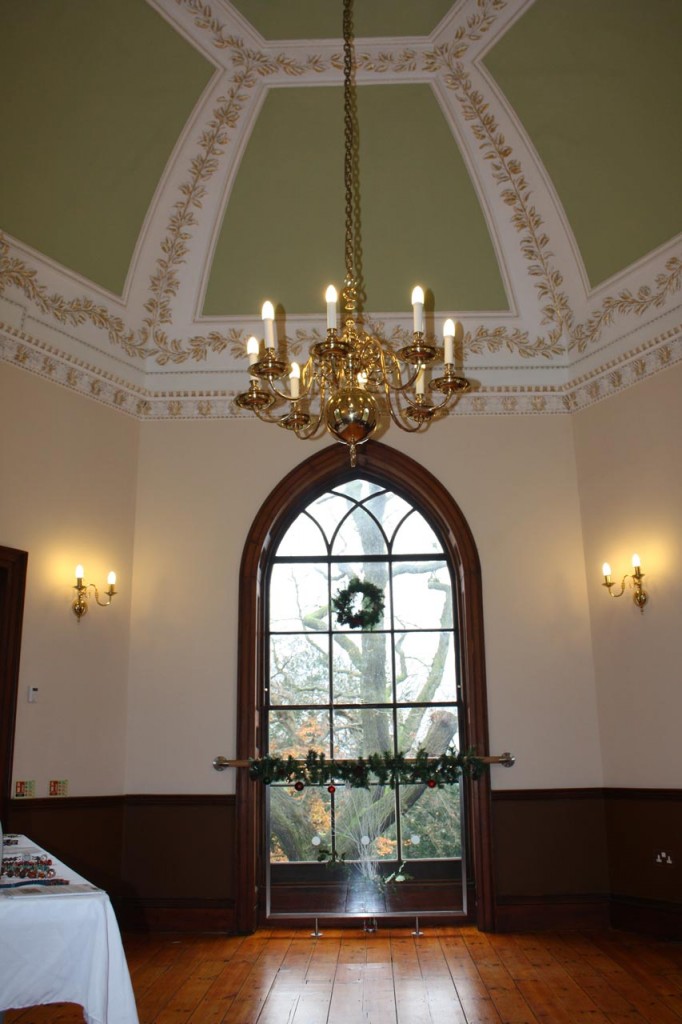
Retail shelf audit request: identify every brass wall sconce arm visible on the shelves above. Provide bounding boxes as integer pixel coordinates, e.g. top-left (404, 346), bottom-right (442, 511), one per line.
top-left (72, 565), bottom-right (117, 621)
top-left (601, 554), bottom-right (647, 612)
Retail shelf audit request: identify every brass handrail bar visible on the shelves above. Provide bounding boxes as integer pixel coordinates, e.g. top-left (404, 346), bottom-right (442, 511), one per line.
top-left (212, 753), bottom-right (515, 772)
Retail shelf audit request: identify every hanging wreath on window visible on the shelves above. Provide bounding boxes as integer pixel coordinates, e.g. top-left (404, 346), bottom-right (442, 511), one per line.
top-left (332, 576), bottom-right (385, 630)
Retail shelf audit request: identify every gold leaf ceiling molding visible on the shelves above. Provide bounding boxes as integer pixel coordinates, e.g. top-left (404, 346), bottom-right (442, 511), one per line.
top-left (0, 0), bottom-right (680, 420)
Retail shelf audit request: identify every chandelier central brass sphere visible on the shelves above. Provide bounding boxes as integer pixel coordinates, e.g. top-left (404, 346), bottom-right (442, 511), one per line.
top-left (235, 0), bottom-right (471, 466)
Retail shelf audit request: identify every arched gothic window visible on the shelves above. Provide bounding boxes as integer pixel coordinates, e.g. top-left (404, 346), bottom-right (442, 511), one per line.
top-left (235, 444), bottom-right (493, 932)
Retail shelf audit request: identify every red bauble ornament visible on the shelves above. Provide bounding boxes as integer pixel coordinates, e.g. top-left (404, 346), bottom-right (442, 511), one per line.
top-left (327, 784), bottom-right (336, 794)
top-left (427, 779), bottom-right (437, 789)
top-left (294, 781), bottom-right (304, 791)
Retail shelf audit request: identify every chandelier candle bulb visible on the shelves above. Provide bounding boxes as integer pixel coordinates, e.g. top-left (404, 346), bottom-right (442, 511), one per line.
top-left (632, 553), bottom-right (641, 569)
top-left (107, 571), bottom-right (116, 595)
top-left (411, 286), bottom-right (424, 334)
top-left (262, 301), bottom-right (275, 348)
top-left (289, 362), bottom-right (300, 399)
top-left (247, 336), bottom-right (260, 365)
top-left (443, 319), bottom-right (455, 365)
top-left (325, 285), bottom-right (338, 330)
top-left (602, 563), bottom-right (612, 583)
top-left (75, 565), bottom-right (84, 584)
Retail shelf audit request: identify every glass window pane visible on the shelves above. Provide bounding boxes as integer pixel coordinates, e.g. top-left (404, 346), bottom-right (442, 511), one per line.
top-left (269, 785), bottom-right (332, 863)
top-left (400, 783), bottom-right (461, 860)
top-left (332, 632), bottom-right (392, 705)
top-left (304, 491), bottom-right (354, 545)
top-left (330, 564), bottom-right (389, 632)
top-left (333, 480), bottom-right (384, 502)
top-left (269, 709), bottom-right (330, 758)
top-left (397, 706), bottom-right (459, 755)
top-left (331, 505), bottom-right (387, 556)
top-left (392, 561), bottom-right (452, 630)
top-left (332, 707), bottom-right (394, 759)
top-left (334, 785), bottom-right (398, 863)
top-left (393, 509), bottom-right (443, 554)
top-left (266, 476), bottom-right (466, 909)
top-left (269, 633), bottom-right (329, 705)
top-left (276, 511), bottom-right (327, 557)
top-left (365, 491), bottom-right (412, 546)
top-left (395, 631), bottom-right (457, 704)
top-left (269, 563), bottom-right (329, 632)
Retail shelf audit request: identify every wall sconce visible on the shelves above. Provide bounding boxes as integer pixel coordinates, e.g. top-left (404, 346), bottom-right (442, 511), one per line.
top-left (601, 553), bottom-right (647, 613)
top-left (72, 564), bottom-right (117, 622)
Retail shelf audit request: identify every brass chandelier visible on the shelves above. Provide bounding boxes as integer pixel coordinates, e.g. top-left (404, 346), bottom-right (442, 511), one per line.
top-left (235, 0), bottom-right (470, 466)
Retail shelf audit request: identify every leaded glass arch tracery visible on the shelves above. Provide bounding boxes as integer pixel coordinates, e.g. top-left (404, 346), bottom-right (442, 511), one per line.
top-left (265, 477), bottom-right (468, 918)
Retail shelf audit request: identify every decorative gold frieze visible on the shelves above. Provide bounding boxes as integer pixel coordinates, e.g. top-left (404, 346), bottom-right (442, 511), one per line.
top-left (571, 257), bottom-right (682, 352)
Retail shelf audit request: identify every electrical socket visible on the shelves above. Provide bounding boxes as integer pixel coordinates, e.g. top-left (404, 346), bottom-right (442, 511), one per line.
top-left (654, 850), bottom-right (674, 866)
top-left (48, 779), bottom-right (68, 797)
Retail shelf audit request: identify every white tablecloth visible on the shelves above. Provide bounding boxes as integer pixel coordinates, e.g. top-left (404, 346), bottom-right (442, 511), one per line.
top-left (0, 836), bottom-right (138, 1024)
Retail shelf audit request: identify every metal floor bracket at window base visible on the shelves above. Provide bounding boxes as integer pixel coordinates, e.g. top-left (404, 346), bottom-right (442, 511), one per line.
top-left (307, 914), bottom-right (425, 937)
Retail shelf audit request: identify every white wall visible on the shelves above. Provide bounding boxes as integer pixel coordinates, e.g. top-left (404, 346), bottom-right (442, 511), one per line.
top-left (0, 362), bottom-right (139, 797)
top-left (573, 361), bottom-right (682, 788)
top-left (16, 357), bottom-right (676, 797)
top-left (395, 418), bottom-right (601, 791)
top-left (124, 417), bottom-right (311, 794)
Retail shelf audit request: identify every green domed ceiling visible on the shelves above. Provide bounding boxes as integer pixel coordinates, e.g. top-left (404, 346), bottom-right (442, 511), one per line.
top-left (230, 0), bottom-right (455, 39)
top-left (484, 0), bottom-right (682, 288)
top-left (0, 0), bottom-right (679, 420)
top-left (204, 83), bottom-right (508, 316)
top-left (0, 0), bottom-right (214, 296)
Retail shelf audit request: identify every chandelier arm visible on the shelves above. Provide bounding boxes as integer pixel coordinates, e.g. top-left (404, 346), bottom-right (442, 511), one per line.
top-left (261, 355), bottom-right (319, 403)
top-left (384, 397), bottom-right (427, 433)
top-left (411, 390), bottom-right (456, 415)
top-left (252, 408), bottom-right (287, 426)
top-left (295, 410), bottom-right (327, 440)
top-left (268, 384), bottom-right (297, 403)
top-left (376, 346), bottom-right (423, 394)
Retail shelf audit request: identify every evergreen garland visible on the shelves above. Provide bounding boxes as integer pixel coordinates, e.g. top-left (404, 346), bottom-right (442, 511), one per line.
top-left (248, 747), bottom-right (485, 789)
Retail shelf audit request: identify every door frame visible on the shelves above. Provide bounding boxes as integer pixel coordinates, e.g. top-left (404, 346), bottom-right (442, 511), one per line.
top-left (0, 546), bottom-right (28, 824)
top-left (235, 442), bottom-right (495, 932)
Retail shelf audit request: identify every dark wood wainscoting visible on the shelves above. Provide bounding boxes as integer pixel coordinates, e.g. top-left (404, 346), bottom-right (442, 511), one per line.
top-left (7, 787), bottom-right (680, 937)
top-left (7, 793), bottom-right (236, 932)
top-left (492, 787), bottom-right (682, 937)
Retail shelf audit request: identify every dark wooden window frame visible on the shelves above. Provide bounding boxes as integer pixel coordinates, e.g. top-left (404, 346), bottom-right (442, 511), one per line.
top-left (235, 442), bottom-right (494, 932)
top-left (0, 545), bottom-right (28, 824)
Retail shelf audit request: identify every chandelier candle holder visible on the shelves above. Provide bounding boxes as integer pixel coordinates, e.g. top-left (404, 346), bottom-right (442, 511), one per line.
top-left (235, 0), bottom-right (470, 467)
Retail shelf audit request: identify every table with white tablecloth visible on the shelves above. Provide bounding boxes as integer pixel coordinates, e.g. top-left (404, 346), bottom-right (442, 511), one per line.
top-left (0, 835), bottom-right (139, 1024)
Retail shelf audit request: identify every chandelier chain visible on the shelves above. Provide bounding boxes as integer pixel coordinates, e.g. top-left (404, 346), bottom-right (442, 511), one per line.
top-left (343, 0), bottom-right (356, 303)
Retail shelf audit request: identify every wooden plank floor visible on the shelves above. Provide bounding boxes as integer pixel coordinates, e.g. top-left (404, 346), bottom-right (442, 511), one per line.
top-left (5, 926), bottom-right (682, 1024)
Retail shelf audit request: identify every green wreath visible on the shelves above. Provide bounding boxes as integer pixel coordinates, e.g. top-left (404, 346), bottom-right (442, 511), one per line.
top-left (332, 576), bottom-right (385, 630)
